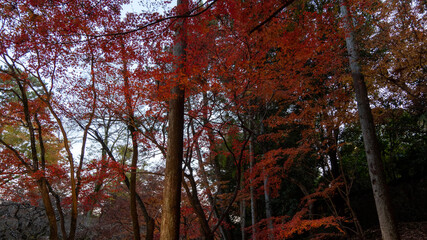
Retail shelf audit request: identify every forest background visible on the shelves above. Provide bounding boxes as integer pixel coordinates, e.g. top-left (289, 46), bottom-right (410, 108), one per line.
top-left (0, 0), bottom-right (425, 239)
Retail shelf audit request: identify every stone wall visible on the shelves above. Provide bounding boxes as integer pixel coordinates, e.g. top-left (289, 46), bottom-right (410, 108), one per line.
top-left (0, 200), bottom-right (49, 239)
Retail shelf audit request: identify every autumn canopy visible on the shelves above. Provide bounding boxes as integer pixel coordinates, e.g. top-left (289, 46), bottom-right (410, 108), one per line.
top-left (0, 0), bottom-right (425, 239)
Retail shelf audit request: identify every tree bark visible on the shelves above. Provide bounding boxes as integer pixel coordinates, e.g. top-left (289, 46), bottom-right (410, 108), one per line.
top-left (340, 2), bottom-right (399, 240)
top-left (240, 197), bottom-right (246, 240)
top-left (40, 86), bottom-right (78, 240)
top-left (260, 123), bottom-right (273, 239)
top-left (190, 103), bottom-right (228, 240)
top-left (249, 138), bottom-right (257, 240)
top-left (159, 0), bottom-right (187, 239)
top-left (123, 54), bottom-right (141, 240)
top-left (128, 113), bottom-right (141, 240)
top-left (191, 121), bottom-right (224, 240)
top-left (160, 83), bottom-right (185, 240)
top-left (263, 172), bottom-right (274, 239)
top-left (183, 175), bottom-right (214, 240)
top-left (85, 126), bottom-right (155, 240)
top-left (160, 86), bottom-right (185, 240)
top-left (19, 81), bottom-right (59, 240)
top-left (196, 94), bottom-right (230, 240)
top-left (38, 179), bottom-right (59, 240)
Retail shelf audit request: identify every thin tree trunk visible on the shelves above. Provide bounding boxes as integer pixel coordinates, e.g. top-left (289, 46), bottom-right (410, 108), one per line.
top-left (340, 2), bottom-right (399, 240)
top-left (327, 128), bottom-right (346, 218)
top-left (129, 127), bottom-right (141, 240)
top-left (84, 126), bottom-right (155, 240)
top-left (38, 179), bottom-right (59, 240)
top-left (191, 120), bottom-right (227, 239)
top-left (240, 134), bottom-right (246, 240)
top-left (289, 177), bottom-right (313, 219)
top-left (75, 55), bottom-right (97, 239)
top-left (183, 174), bottom-right (214, 240)
top-left (263, 172), bottom-right (274, 239)
top-left (328, 128), bottom-right (340, 179)
top-left (240, 198), bottom-right (246, 240)
top-left (159, 0), bottom-right (187, 239)
top-left (249, 138), bottom-right (257, 240)
top-left (36, 114), bottom-right (68, 239)
top-left (41, 93), bottom-right (77, 240)
top-left (260, 122), bottom-right (273, 239)
top-left (200, 92), bottom-right (234, 239)
top-left (210, 139), bottom-right (235, 240)
top-left (46, 182), bottom-right (68, 239)
top-left (240, 157), bottom-right (247, 240)
top-left (122, 58), bottom-right (141, 240)
top-left (19, 81), bottom-right (59, 240)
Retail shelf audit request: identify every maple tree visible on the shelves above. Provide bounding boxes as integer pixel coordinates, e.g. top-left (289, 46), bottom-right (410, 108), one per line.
top-left (0, 69), bottom-right (61, 239)
top-left (0, 0), bottom-right (426, 239)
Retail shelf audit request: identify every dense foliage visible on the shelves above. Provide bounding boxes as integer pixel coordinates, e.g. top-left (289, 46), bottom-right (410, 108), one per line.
top-left (0, 0), bottom-right (425, 239)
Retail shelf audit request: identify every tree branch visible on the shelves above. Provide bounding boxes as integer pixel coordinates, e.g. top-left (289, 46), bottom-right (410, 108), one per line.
top-left (249, 0), bottom-right (295, 34)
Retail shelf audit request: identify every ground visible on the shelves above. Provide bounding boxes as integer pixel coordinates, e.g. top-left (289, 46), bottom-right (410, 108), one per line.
top-left (362, 222), bottom-right (427, 240)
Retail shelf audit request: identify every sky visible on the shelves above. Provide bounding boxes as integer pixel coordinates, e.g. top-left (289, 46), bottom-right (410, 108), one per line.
top-left (121, 0), bottom-right (176, 18)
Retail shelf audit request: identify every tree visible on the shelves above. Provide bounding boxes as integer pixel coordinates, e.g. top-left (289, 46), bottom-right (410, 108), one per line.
top-left (0, 68), bottom-right (68, 239)
top-left (340, 1), bottom-right (400, 239)
top-left (363, 0), bottom-right (426, 115)
top-left (1, 0), bottom-right (425, 239)
top-left (160, 0), bottom-right (188, 239)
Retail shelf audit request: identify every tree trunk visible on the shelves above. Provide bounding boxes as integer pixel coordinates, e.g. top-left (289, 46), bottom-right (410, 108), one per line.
top-left (240, 198), bottom-right (246, 240)
top-left (123, 55), bottom-right (141, 240)
top-left (159, 0), bottom-right (187, 239)
top-left (136, 189), bottom-right (155, 240)
top-left (129, 127), bottom-right (141, 240)
top-left (191, 120), bottom-right (226, 240)
top-left (38, 179), bottom-right (59, 240)
top-left (41, 89), bottom-right (78, 240)
top-left (340, 2), bottom-right (399, 240)
top-left (328, 128), bottom-right (340, 179)
top-left (46, 182), bottom-right (68, 239)
top-left (249, 138), bottom-right (257, 240)
top-left (183, 176), bottom-right (214, 240)
top-left (260, 123), bottom-right (273, 239)
top-left (160, 83), bottom-right (185, 240)
top-left (160, 86), bottom-right (185, 240)
top-left (240, 145), bottom-right (246, 240)
top-left (87, 126), bottom-right (155, 240)
top-left (263, 172), bottom-right (274, 239)
top-left (19, 81), bottom-right (59, 240)
top-left (199, 93), bottom-right (233, 239)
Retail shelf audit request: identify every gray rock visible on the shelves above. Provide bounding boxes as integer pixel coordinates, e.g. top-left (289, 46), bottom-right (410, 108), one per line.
top-left (0, 200), bottom-right (49, 239)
